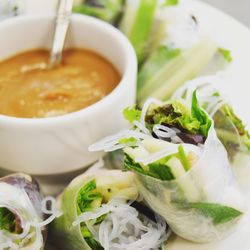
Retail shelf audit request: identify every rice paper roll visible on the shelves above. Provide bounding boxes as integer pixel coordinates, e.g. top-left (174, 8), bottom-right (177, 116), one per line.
top-left (135, 1), bottom-right (226, 106)
top-left (51, 169), bottom-right (168, 250)
top-left (172, 75), bottom-right (250, 190)
top-left (73, 0), bottom-right (124, 24)
top-left (0, 174), bottom-right (46, 249)
top-left (89, 94), bottom-right (246, 242)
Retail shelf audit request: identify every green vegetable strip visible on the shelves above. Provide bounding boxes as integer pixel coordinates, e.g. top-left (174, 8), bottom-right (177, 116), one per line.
top-left (177, 145), bottom-right (190, 171)
top-left (128, 0), bottom-right (158, 63)
top-left (162, 0), bottom-right (179, 6)
top-left (138, 46), bottom-right (181, 92)
top-left (221, 105), bottom-right (250, 150)
top-left (218, 48), bottom-right (232, 63)
top-left (138, 39), bottom-right (218, 106)
top-left (191, 91), bottom-right (212, 138)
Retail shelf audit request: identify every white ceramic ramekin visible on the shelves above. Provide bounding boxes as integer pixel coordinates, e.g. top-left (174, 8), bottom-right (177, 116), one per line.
top-left (0, 14), bottom-right (137, 174)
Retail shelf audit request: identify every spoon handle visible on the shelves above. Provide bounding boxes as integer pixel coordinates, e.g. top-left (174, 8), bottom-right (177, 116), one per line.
top-left (49, 0), bottom-right (73, 67)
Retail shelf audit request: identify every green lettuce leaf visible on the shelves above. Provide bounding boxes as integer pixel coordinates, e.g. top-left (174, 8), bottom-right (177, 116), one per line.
top-left (191, 91), bottom-right (212, 137)
top-left (123, 106), bottom-right (142, 124)
top-left (145, 101), bottom-right (201, 135)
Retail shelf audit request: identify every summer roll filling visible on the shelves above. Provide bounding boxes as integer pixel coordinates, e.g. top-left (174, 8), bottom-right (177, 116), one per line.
top-left (0, 173), bottom-right (59, 249)
top-left (51, 170), bottom-right (168, 250)
top-left (89, 94), bottom-right (245, 242)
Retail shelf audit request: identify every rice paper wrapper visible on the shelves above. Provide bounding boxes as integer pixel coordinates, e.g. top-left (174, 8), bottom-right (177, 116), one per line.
top-left (132, 127), bottom-right (246, 243)
top-left (51, 170), bottom-right (138, 250)
top-left (0, 173), bottom-right (45, 249)
top-left (172, 75), bottom-right (250, 191)
top-left (212, 108), bottom-right (250, 192)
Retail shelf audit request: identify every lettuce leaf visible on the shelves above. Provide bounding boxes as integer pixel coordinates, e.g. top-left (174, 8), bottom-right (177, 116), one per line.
top-left (77, 179), bottom-right (102, 213)
top-left (191, 91), bottom-right (212, 138)
top-left (123, 106), bottom-right (142, 124)
top-left (145, 101), bottom-right (201, 135)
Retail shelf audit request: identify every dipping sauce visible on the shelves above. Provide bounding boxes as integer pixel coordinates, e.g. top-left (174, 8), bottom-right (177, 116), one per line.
top-left (0, 49), bottom-right (120, 118)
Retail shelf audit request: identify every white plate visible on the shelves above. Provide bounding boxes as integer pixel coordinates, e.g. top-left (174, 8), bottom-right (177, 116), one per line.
top-left (2, 0), bottom-right (250, 249)
top-left (165, 0), bottom-right (250, 249)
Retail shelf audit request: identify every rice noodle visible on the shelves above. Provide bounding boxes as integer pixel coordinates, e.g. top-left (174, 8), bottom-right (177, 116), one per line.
top-left (73, 199), bottom-right (167, 250)
top-left (0, 193), bottom-right (61, 249)
top-left (30, 196), bottom-right (62, 228)
top-left (133, 120), bottom-right (151, 135)
top-left (171, 74), bottom-right (228, 118)
top-left (153, 124), bottom-right (183, 144)
top-left (0, 234), bottom-right (19, 250)
top-left (89, 130), bottom-right (151, 153)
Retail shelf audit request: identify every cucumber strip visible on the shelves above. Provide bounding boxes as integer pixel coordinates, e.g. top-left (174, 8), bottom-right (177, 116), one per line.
top-left (138, 39), bottom-right (218, 106)
top-left (167, 157), bottom-right (200, 202)
top-left (120, 0), bottom-right (158, 63)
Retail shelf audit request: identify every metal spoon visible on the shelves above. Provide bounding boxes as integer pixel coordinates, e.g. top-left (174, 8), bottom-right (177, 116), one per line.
top-left (21, 0), bottom-right (73, 73)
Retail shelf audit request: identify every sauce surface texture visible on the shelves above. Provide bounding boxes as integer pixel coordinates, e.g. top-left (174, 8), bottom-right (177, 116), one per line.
top-left (0, 49), bottom-right (120, 118)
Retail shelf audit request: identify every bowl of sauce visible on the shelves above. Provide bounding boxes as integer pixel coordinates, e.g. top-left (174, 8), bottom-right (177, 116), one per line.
top-left (0, 48), bottom-right (120, 118)
top-left (0, 14), bottom-right (137, 174)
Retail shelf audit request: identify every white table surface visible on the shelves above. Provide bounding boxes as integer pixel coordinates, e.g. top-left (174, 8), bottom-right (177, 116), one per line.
top-left (201, 0), bottom-right (250, 27)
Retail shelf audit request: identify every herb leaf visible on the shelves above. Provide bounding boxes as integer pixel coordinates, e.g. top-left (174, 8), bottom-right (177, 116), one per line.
top-left (148, 162), bottom-right (174, 180)
top-left (178, 202), bottom-right (242, 225)
top-left (123, 106), bottom-right (142, 124)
